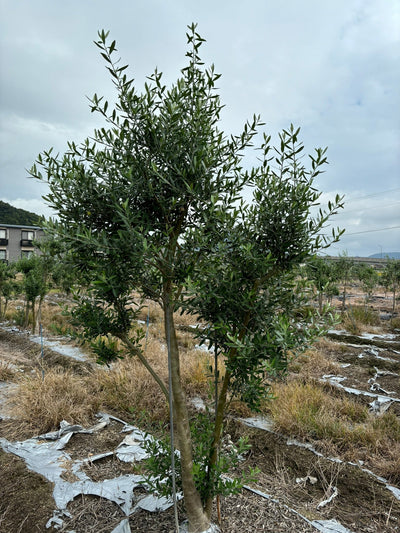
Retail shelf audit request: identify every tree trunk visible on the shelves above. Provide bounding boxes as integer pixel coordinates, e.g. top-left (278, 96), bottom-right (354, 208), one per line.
top-left (204, 368), bottom-right (231, 518)
top-left (163, 299), bottom-right (210, 533)
top-left (318, 292), bottom-right (323, 314)
top-left (31, 298), bottom-right (36, 334)
top-left (35, 296), bottom-right (44, 335)
top-left (341, 283), bottom-right (347, 313)
top-left (392, 287), bottom-right (396, 316)
top-left (24, 299), bottom-right (30, 328)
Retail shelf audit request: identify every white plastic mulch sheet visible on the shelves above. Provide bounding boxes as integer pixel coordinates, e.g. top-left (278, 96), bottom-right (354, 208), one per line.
top-left (0, 413), bottom-right (176, 532)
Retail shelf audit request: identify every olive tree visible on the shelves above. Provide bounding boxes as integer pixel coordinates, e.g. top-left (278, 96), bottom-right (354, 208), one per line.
top-left (335, 252), bottom-right (354, 313)
top-left (381, 259), bottom-right (400, 318)
top-left (305, 256), bottom-right (338, 313)
top-left (15, 253), bottom-right (53, 333)
top-left (30, 25), bottom-right (343, 532)
top-left (0, 261), bottom-right (16, 319)
top-left (356, 263), bottom-right (379, 306)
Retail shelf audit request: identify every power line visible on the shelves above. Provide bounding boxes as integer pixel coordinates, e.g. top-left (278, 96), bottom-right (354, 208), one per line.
top-left (338, 200), bottom-right (400, 213)
top-left (340, 225), bottom-right (400, 236)
top-left (343, 188), bottom-right (400, 203)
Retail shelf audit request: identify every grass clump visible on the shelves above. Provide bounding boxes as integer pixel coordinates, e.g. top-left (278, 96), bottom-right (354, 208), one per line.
top-left (94, 355), bottom-right (169, 424)
top-left (267, 379), bottom-right (400, 482)
top-left (372, 410), bottom-right (400, 441)
top-left (0, 361), bottom-right (16, 381)
top-left (268, 381), bottom-right (369, 443)
top-left (341, 305), bottom-right (380, 334)
top-left (94, 335), bottom-right (216, 424)
top-left (12, 369), bottom-right (101, 433)
top-left (290, 347), bottom-right (340, 377)
top-left (389, 316), bottom-right (400, 330)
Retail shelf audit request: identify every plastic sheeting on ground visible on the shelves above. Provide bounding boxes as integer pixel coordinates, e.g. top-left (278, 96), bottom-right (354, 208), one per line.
top-left (0, 413), bottom-right (177, 532)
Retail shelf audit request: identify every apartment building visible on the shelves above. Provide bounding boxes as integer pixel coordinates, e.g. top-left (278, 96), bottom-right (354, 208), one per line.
top-left (0, 224), bottom-right (45, 263)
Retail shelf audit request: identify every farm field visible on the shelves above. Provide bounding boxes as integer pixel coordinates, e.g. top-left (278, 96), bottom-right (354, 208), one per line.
top-left (0, 287), bottom-right (399, 533)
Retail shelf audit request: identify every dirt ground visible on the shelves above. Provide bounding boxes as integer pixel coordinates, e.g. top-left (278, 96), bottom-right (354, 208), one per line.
top-left (0, 291), bottom-right (399, 533)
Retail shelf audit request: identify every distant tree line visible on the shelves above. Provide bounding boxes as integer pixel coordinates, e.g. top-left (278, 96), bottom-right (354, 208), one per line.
top-left (0, 200), bottom-right (41, 226)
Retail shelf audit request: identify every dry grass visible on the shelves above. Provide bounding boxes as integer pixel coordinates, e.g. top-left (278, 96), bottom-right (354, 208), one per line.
top-left (11, 369), bottom-right (101, 433)
top-left (137, 298), bottom-right (202, 328)
top-left (94, 353), bottom-right (170, 424)
top-left (370, 440), bottom-right (400, 483)
top-left (266, 379), bottom-right (400, 482)
top-left (266, 381), bottom-right (368, 441)
top-left (314, 337), bottom-right (349, 354)
top-left (41, 305), bottom-right (72, 334)
top-left (6, 322), bottom-right (223, 434)
top-left (93, 333), bottom-right (216, 423)
top-left (0, 361), bottom-right (16, 381)
top-left (289, 347), bottom-right (340, 378)
top-left (340, 305), bottom-right (381, 334)
top-left (390, 317), bottom-right (400, 330)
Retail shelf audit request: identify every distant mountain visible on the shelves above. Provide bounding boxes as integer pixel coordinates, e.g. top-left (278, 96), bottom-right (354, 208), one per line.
top-left (368, 252), bottom-right (400, 259)
top-left (0, 200), bottom-right (42, 226)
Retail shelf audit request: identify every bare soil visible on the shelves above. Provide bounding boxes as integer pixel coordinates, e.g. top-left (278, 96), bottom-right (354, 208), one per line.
top-left (0, 290), bottom-right (399, 533)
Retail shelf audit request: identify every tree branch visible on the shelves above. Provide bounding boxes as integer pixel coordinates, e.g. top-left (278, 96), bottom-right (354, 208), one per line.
top-left (118, 332), bottom-right (169, 401)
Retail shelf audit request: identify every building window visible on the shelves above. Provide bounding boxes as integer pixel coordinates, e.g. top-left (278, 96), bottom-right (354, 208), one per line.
top-left (21, 250), bottom-right (34, 259)
top-left (0, 228), bottom-right (7, 246)
top-left (0, 249), bottom-right (7, 262)
top-left (21, 230), bottom-right (35, 247)
top-left (21, 230), bottom-right (35, 241)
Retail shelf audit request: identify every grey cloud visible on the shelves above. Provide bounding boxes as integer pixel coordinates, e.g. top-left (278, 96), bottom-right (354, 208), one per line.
top-left (0, 0), bottom-right (398, 256)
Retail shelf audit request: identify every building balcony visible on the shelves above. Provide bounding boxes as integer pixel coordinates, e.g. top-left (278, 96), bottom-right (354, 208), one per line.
top-left (20, 239), bottom-right (34, 247)
top-left (0, 238), bottom-right (8, 245)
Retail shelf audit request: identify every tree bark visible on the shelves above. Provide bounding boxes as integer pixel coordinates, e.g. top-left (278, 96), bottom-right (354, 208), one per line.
top-left (31, 300), bottom-right (36, 334)
top-left (204, 368), bottom-right (231, 518)
top-left (318, 292), bottom-right (323, 314)
top-left (163, 297), bottom-right (210, 533)
top-left (24, 299), bottom-right (30, 328)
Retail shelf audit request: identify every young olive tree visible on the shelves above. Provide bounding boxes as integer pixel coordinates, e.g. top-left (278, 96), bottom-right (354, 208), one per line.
top-left (356, 263), bottom-right (379, 307)
top-left (335, 252), bottom-right (354, 313)
top-left (0, 261), bottom-right (16, 319)
top-left (305, 256), bottom-right (338, 313)
top-left (30, 26), bottom-right (343, 532)
top-left (15, 253), bottom-right (53, 334)
top-left (381, 259), bottom-right (400, 318)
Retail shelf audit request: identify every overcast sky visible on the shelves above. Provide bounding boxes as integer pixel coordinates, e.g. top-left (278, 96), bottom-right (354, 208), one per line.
top-left (0, 0), bottom-right (399, 257)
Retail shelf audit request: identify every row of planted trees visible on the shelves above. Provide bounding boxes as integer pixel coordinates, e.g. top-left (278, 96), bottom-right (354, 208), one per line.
top-left (2, 251), bottom-right (397, 336)
top-left (0, 244), bottom-right (73, 333)
top-left (305, 254), bottom-right (400, 315)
